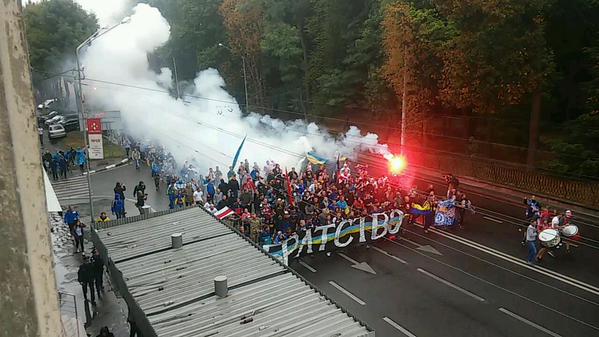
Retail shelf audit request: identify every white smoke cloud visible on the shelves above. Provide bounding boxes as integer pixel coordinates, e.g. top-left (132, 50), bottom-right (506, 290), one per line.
top-left (76, 0), bottom-right (133, 26)
top-left (80, 3), bottom-right (392, 173)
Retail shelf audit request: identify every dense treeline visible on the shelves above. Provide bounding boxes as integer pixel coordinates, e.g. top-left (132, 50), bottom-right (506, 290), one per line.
top-left (144, 0), bottom-right (599, 177)
top-left (24, 0), bottom-right (97, 84)
top-left (25, 0), bottom-right (599, 177)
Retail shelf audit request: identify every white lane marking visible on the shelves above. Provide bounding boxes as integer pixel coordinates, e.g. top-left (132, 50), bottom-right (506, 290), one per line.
top-left (105, 164), bottom-right (116, 169)
top-left (299, 260), bottom-right (316, 273)
top-left (417, 268), bottom-right (486, 302)
top-left (411, 222), bottom-right (599, 297)
top-left (498, 307), bottom-right (562, 337)
top-left (382, 237), bottom-right (599, 332)
top-left (483, 216), bottom-right (503, 223)
top-left (338, 252), bottom-right (359, 265)
top-left (402, 238), bottom-right (442, 255)
top-left (371, 246), bottom-right (408, 264)
top-left (120, 158), bottom-right (129, 163)
top-left (402, 238), bottom-right (421, 247)
top-left (430, 226), bottom-right (599, 296)
top-left (329, 281), bottom-right (366, 305)
top-left (382, 317), bottom-right (417, 337)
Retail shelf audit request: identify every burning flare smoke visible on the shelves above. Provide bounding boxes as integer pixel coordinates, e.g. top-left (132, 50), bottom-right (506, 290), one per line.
top-left (81, 3), bottom-right (393, 172)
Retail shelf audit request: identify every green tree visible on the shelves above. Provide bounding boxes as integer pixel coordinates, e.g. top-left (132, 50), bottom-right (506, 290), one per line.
top-left (306, 0), bottom-right (373, 114)
top-left (24, 0), bottom-right (98, 81)
top-left (382, 1), bottom-right (455, 127)
top-left (147, 0), bottom-right (227, 81)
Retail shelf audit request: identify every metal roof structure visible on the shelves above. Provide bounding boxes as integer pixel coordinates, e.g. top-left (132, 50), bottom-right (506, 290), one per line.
top-left (94, 207), bottom-right (374, 337)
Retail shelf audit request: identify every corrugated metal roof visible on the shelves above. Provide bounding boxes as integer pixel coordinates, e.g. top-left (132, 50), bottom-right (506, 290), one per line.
top-left (97, 208), bottom-right (373, 337)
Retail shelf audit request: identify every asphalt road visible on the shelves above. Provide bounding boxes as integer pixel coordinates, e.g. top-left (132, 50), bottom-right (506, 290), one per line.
top-left (90, 163), bottom-right (170, 217)
top-left (90, 164), bottom-right (599, 337)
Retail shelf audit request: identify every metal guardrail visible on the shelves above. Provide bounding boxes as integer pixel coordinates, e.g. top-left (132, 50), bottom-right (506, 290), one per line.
top-left (58, 291), bottom-right (82, 337)
top-left (407, 150), bottom-right (599, 208)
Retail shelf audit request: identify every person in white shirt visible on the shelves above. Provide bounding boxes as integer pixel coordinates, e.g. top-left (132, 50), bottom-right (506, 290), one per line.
top-left (526, 220), bottom-right (538, 264)
top-left (193, 189), bottom-right (204, 205)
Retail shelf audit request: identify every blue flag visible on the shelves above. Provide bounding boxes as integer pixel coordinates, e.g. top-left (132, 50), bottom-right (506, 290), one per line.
top-left (231, 135), bottom-right (246, 171)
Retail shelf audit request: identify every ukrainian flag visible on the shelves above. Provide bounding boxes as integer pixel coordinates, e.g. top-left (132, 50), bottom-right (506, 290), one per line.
top-left (306, 151), bottom-right (328, 165)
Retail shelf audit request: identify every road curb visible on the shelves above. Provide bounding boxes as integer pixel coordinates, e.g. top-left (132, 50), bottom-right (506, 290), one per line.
top-left (83, 158), bottom-right (129, 175)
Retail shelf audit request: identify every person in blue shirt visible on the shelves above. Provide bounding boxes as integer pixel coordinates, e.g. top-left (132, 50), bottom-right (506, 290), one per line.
top-left (206, 179), bottom-right (215, 202)
top-left (260, 226), bottom-right (273, 245)
top-left (336, 195), bottom-right (348, 211)
top-left (64, 206), bottom-right (80, 233)
top-left (58, 152), bottom-right (68, 179)
top-left (112, 194), bottom-right (126, 219)
top-left (167, 183), bottom-right (176, 209)
top-left (250, 167), bottom-right (260, 181)
top-left (274, 231), bottom-right (286, 245)
top-left (76, 148), bottom-right (87, 172)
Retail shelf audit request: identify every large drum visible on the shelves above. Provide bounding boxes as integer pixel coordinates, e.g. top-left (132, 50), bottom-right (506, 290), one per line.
top-left (539, 229), bottom-right (561, 247)
top-left (560, 224), bottom-right (579, 238)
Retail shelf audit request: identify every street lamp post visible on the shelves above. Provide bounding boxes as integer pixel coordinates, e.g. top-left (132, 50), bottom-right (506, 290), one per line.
top-left (218, 43), bottom-right (249, 112)
top-left (75, 17), bottom-right (130, 224)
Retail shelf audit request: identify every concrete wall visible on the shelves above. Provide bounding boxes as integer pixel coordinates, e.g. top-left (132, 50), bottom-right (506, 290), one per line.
top-left (0, 2), bottom-right (64, 336)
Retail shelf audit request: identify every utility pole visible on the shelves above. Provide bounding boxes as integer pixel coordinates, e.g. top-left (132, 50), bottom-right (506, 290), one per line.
top-left (0, 2), bottom-right (64, 336)
top-left (241, 55), bottom-right (249, 112)
top-left (218, 43), bottom-right (249, 113)
top-left (75, 17), bottom-right (130, 223)
top-left (173, 56), bottom-right (181, 99)
top-left (400, 46), bottom-right (408, 154)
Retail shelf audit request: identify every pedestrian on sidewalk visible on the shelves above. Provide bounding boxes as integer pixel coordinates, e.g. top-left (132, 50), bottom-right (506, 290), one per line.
top-left (114, 182), bottom-right (126, 201)
top-left (51, 152), bottom-right (59, 180)
top-left (68, 147), bottom-right (76, 167)
top-left (124, 138), bottom-right (131, 158)
top-left (76, 148), bottom-right (87, 172)
top-left (78, 254), bottom-right (96, 306)
top-left (96, 327), bottom-right (115, 337)
top-left (133, 181), bottom-right (146, 198)
top-left (135, 187), bottom-right (147, 215)
top-left (132, 148), bottom-right (141, 169)
top-left (59, 151), bottom-right (68, 179)
top-left (64, 206), bottom-right (80, 233)
top-left (91, 248), bottom-right (104, 297)
top-left (73, 221), bottom-right (85, 253)
top-left (185, 183), bottom-right (194, 207)
top-left (38, 126), bottom-right (44, 146)
top-left (526, 220), bottom-right (538, 264)
top-left (127, 308), bottom-right (140, 337)
top-left (167, 183), bottom-right (176, 209)
top-left (42, 150), bottom-right (52, 171)
top-left (112, 194), bottom-right (126, 219)
top-left (154, 173), bottom-right (160, 191)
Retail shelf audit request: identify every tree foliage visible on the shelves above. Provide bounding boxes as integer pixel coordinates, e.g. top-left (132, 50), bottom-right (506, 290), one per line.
top-left (26, 0), bottom-right (599, 177)
top-left (24, 0), bottom-right (98, 78)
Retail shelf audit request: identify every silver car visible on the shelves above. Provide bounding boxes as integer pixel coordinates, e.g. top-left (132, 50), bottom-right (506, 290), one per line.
top-left (48, 124), bottom-right (66, 139)
top-left (45, 115), bottom-right (65, 126)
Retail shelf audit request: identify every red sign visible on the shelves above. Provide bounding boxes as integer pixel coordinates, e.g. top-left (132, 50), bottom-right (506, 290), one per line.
top-left (87, 118), bottom-right (102, 134)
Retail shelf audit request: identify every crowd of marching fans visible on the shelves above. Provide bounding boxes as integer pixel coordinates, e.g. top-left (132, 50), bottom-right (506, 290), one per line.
top-left (109, 139), bottom-right (474, 246)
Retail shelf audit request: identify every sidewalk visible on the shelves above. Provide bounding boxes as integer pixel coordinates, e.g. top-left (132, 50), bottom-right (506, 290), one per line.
top-left (49, 213), bottom-right (130, 337)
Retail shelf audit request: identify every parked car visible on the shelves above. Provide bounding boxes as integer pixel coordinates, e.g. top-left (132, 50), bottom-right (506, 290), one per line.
top-left (45, 115), bottom-right (65, 126)
top-left (37, 98), bottom-right (58, 110)
top-left (45, 110), bottom-right (60, 120)
top-left (63, 117), bottom-right (80, 132)
top-left (48, 124), bottom-right (66, 139)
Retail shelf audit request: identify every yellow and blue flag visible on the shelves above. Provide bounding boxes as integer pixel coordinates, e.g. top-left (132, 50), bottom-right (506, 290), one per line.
top-left (306, 151), bottom-right (328, 165)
